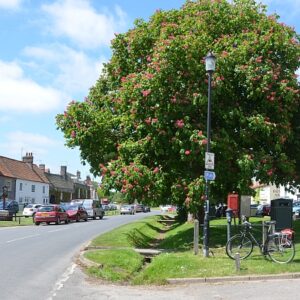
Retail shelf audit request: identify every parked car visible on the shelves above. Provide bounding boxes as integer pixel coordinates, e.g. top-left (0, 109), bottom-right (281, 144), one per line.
top-left (143, 206), bottom-right (151, 212)
top-left (135, 204), bottom-right (144, 213)
top-left (160, 205), bottom-right (176, 212)
top-left (215, 204), bottom-right (227, 218)
top-left (256, 204), bottom-right (271, 217)
top-left (34, 204), bottom-right (69, 225)
top-left (0, 200), bottom-right (19, 215)
top-left (250, 204), bottom-right (259, 217)
top-left (108, 203), bottom-right (118, 210)
top-left (73, 199), bottom-right (104, 220)
top-left (61, 203), bottom-right (88, 222)
top-left (120, 205), bottom-right (135, 215)
top-left (102, 204), bottom-right (110, 211)
top-left (292, 201), bottom-right (300, 219)
top-left (22, 203), bottom-right (42, 218)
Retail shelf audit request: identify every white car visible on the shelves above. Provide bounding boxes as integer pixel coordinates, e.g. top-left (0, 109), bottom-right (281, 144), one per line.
top-left (160, 205), bottom-right (173, 212)
top-left (120, 205), bottom-right (135, 215)
top-left (22, 204), bottom-right (42, 217)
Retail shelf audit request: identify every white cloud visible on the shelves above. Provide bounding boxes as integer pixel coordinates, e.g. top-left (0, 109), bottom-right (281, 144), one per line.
top-left (41, 0), bottom-right (127, 49)
top-left (0, 60), bottom-right (64, 113)
top-left (0, 131), bottom-right (59, 160)
top-left (23, 44), bottom-right (105, 96)
top-left (0, 0), bottom-right (22, 10)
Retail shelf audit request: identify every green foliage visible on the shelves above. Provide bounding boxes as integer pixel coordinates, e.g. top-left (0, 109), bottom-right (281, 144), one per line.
top-left (56, 0), bottom-right (300, 214)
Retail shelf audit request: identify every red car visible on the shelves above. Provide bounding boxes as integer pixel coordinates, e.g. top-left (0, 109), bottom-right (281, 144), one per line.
top-left (62, 204), bottom-right (88, 222)
top-left (34, 205), bottom-right (69, 225)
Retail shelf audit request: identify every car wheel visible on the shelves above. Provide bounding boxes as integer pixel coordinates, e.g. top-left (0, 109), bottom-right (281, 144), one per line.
top-left (35, 221), bottom-right (40, 226)
top-left (93, 214), bottom-right (96, 220)
top-left (56, 217), bottom-right (60, 225)
top-left (65, 218), bottom-right (69, 224)
top-left (99, 214), bottom-right (103, 220)
top-left (46, 222), bottom-right (50, 225)
top-left (76, 214), bottom-right (80, 222)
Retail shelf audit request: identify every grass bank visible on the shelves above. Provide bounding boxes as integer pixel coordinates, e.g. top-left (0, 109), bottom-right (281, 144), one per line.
top-left (83, 214), bottom-right (300, 285)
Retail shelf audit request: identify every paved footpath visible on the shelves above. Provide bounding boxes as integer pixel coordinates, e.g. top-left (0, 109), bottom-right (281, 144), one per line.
top-left (50, 263), bottom-right (300, 300)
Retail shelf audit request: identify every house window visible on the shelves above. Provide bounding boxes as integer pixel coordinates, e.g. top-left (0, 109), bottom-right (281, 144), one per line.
top-left (43, 186), bottom-right (45, 194)
top-left (31, 185), bottom-right (35, 192)
top-left (19, 183), bottom-right (23, 191)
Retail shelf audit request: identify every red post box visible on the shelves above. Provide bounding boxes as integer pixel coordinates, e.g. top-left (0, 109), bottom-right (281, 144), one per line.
top-left (227, 193), bottom-right (239, 217)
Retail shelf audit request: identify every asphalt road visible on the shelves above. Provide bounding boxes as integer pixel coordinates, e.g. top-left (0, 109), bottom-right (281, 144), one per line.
top-left (2, 212), bottom-right (300, 300)
top-left (0, 212), bottom-right (157, 300)
top-left (54, 270), bottom-right (300, 300)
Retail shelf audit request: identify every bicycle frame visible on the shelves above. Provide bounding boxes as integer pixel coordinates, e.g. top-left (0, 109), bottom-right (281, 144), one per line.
top-left (226, 219), bottom-right (295, 263)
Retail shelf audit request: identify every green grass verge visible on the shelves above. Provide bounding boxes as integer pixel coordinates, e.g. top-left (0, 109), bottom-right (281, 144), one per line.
top-left (90, 215), bottom-right (164, 248)
top-left (0, 214), bottom-right (34, 227)
top-left (85, 249), bottom-right (143, 282)
top-left (84, 215), bottom-right (300, 285)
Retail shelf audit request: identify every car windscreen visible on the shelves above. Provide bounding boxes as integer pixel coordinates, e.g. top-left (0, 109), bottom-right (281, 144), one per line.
top-left (82, 202), bottom-right (92, 209)
top-left (25, 204), bottom-right (34, 208)
top-left (39, 206), bottom-right (54, 212)
top-left (65, 205), bottom-right (79, 211)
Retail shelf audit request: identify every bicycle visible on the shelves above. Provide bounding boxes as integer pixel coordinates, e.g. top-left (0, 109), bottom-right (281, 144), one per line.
top-left (225, 219), bottom-right (295, 264)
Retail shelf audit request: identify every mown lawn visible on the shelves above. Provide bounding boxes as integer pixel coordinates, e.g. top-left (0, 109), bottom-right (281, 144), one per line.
top-left (84, 214), bottom-right (300, 285)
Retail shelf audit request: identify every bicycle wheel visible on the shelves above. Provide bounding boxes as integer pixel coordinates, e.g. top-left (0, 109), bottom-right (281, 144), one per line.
top-left (266, 235), bottom-right (295, 264)
top-left (226, 234), bottom-right (253, 259)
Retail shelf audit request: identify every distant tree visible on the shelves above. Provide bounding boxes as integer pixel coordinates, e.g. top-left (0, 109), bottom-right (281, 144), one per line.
top-left (56, 0), bottom-right (300, 218)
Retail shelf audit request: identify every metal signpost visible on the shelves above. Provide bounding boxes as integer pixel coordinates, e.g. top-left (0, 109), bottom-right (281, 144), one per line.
top-left (203, 52), bottom-right (216, 257)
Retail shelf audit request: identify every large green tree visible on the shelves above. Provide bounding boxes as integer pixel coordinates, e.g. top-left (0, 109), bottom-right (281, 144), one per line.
top-left (56, 0), bottom-right (300, 215)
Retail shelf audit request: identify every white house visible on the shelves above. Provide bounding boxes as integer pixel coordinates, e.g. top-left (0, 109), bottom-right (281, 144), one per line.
top-left (0, 153), bottom-right (50, 206)
top-left (253, 183), bottom-right (299, 204)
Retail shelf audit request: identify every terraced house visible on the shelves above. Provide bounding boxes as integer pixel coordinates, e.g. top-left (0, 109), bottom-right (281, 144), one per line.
top-left (0, 153), bottom-right (50, 206)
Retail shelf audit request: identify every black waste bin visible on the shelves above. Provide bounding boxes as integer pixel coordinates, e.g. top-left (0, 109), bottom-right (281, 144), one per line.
top-left (270, 198), bottom-right (293, 231)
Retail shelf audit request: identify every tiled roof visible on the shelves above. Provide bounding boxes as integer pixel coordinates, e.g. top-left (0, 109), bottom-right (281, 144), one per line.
top-left (0, 156), bottom-right (50, 184)
top-left (45, 173), bottom-right (74, 192)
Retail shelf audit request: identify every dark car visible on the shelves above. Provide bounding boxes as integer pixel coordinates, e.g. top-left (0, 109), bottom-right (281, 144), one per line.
top-left (256, 204), bottom-right (271, 217)
top-left (135, 204), bottom-right (145, 213)
top-left (34, 204), bottom-right (69, 225)
top-left (0, 200), bottom-right (19, 215)
top-left (62, 203), bottom-right (88, 222)
top-left (143, 206), bottom-right (151, 212)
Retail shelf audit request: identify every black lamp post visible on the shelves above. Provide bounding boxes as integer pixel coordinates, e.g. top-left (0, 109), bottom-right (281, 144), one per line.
top-left (203, 52), bottom-right (216, 257)
top-left (2, 185), bottom-right (8, 210)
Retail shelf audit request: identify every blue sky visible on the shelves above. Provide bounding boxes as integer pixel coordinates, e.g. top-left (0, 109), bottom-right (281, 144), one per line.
top-left (0, 0), bottom-right (299, 180)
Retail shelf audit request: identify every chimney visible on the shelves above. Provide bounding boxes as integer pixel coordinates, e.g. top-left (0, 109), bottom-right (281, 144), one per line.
top-left (39, 164), bottom-right (45, 172)
top-left (22, 152), bottom-right (33, 164)
top-left (60, 166), bottom-right (67, 178)
top-left (76, 171), bottom-right (81, 180)
top-left (86, 175), bottom-right (91, 184)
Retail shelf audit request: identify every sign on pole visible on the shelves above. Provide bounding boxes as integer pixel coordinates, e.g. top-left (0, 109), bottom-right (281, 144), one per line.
top-left (204, 170), bottom-right (216, 181)
top-left (205, 152), bottom-right (215, 170)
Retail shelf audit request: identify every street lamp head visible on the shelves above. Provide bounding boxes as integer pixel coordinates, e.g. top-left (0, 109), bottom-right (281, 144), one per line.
top-left (205, 52), bottom-right (216, 73)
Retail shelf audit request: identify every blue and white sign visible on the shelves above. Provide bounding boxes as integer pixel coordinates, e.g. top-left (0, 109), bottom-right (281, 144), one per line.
top-left (204, 171), bottom-right (216, 181)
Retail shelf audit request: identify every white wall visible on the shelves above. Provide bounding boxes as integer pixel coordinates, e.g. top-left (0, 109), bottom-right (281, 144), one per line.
top-left (15, 179), bottom-right (49, 205)
top-left (258, 184), bottom-right (299, 204)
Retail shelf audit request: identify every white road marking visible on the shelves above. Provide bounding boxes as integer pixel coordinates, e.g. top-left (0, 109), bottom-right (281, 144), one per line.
top-left (6, 234), bottom-right (41, 243)
top-left (47, 263), bottom-right (77, 299)
top-left (48, 227), bottom-right (71, 233)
